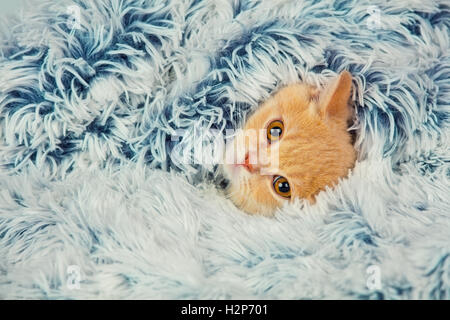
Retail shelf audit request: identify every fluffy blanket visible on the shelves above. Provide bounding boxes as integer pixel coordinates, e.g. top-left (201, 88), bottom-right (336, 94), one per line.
top-left (0, 0), bottom-right (449, 299)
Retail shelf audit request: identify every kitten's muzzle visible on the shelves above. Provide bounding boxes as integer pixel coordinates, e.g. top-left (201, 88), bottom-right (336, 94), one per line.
top-left (236, 153), bottom-right (256, 173)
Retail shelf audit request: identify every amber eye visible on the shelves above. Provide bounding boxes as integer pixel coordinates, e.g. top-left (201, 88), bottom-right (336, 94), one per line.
top-left (272, 175), bottom-right (291, 198)
top-left (267, 120), bottom-right (284, 143)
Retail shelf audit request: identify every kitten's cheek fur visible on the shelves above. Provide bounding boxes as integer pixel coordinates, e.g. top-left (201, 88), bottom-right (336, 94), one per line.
top-left (222, 164), bottom-right (238, 182)
top-left (220, 167), bottom-right (280, 216)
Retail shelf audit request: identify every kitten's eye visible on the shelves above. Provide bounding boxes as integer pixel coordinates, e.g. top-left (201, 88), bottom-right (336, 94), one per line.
top-left (272, 175), bottom-right (291, 198)
top-left (267, 120), bottom-right (284, 143)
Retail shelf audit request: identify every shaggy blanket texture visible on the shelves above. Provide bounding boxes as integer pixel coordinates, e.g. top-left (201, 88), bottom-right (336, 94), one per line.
top-left (0, 0), bottom-right (449, 299)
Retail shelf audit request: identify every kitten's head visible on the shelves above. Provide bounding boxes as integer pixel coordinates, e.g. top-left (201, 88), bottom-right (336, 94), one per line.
top-left (222, 71), bottom-right (356, 216)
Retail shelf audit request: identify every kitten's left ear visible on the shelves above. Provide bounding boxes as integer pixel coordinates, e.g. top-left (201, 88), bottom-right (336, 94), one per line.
top-left (317, 71), bottom-right (352, 121)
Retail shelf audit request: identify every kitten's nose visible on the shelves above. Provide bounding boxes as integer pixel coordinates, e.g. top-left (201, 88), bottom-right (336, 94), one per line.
top-left (243, 153), bottom-right (257, 173)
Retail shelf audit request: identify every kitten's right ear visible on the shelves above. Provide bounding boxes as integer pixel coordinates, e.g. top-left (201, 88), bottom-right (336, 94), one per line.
top-left (316, 71), bottom-right (352, 122)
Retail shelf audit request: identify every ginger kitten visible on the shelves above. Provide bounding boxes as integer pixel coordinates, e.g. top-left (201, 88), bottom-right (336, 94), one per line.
top-left (222, 71), bottom-right (356, 216)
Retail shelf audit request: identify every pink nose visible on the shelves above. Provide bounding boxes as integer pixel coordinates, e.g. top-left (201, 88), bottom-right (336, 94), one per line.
top-left (242, 153), bottom-right (257, 173)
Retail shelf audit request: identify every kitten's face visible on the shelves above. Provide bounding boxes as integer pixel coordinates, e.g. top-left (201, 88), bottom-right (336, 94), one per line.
top-left (222, 71), bottom-right (356, 216)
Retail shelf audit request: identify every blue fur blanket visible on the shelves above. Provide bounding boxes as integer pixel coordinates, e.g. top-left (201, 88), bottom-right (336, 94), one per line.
top-left (0, 0), bottom-right (449, 299)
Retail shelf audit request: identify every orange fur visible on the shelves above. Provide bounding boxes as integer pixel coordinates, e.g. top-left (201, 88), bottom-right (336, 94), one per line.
top-left (222, 71), bottom-right (356, 216)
